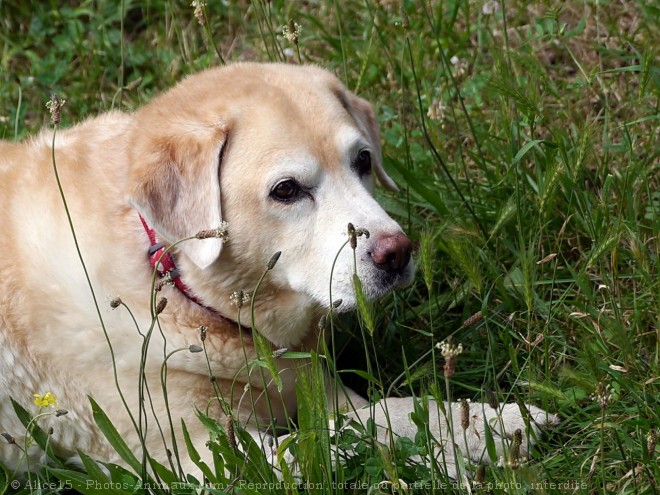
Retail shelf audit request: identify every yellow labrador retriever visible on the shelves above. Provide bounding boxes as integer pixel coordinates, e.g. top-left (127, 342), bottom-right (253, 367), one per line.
top-left (0, 63), bottom-right (555, 479)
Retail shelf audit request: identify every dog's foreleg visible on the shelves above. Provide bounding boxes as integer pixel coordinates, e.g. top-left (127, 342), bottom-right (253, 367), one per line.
top-left (343, 397), bottom-right (558, 476)
top-left (249, 397), bottom-right (558, 480)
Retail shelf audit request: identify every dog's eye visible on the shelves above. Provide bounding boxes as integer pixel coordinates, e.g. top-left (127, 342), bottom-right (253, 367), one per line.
top-left (270, 179), bottom-right (301, 202)
top-left (354, 149), bottom-right (372, 177)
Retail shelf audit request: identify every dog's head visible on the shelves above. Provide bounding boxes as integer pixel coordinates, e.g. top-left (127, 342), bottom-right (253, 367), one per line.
top-left (128, 63), bottom-right (414, 346)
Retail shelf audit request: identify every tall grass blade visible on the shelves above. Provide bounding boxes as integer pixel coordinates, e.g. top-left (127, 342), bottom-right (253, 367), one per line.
top-left (10, 399), bottom-right (62, 468)
top-left (88, 397), bottom-right (141, 474)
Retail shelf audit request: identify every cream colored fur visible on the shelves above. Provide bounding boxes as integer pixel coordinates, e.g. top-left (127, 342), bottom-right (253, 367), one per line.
top-left (0, 63), bottom-right (555, 479)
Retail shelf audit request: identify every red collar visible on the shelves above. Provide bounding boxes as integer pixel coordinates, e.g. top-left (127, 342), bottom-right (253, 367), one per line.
top-left (139, 214), bottom-right (220, 315)
top-left (138, 214), bottom-right (251, 338)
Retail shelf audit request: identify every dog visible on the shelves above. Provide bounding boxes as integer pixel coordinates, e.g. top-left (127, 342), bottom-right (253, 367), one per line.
top-left (0, 63), bottom-right (556, 481)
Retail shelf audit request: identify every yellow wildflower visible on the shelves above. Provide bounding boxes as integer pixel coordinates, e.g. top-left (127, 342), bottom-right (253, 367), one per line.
top-left (33, 392), bottom-right (58, 408)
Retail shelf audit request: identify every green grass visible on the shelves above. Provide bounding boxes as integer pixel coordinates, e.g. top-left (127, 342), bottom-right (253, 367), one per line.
top-left (1, 0), bottom-right (659, 494)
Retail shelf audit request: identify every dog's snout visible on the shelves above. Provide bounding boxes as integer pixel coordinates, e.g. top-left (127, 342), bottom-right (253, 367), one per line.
top-left (369, 232), bottom-right (413, 273)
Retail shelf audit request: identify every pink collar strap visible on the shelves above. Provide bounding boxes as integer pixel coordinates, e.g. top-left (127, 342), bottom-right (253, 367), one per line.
top-left (138, 214), bottom-right (249, 337)
top-left (139, 214), bottom-right (216, 313)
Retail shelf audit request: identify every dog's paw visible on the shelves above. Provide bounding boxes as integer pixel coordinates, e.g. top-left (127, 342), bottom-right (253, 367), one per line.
top-left (370, 399), bottom-right (558, 476)
top-left (461, 402), bottom-right (559, 462)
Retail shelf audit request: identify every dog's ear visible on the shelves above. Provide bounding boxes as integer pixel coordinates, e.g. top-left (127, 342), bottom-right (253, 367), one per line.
top-left (128, 119), bottom-right (229, 270)
top-left (341, 91), bottom-right (399, 192)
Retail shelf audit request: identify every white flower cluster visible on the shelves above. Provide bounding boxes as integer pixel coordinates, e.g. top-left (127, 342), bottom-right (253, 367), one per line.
top-left (436, 340), bottom-right (464, 358)
top-left (230, 290), bottom-right (251, 308)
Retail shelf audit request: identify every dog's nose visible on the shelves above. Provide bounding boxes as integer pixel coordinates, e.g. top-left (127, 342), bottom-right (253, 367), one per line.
top-left (369, 232), bottom-right (413, 273)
